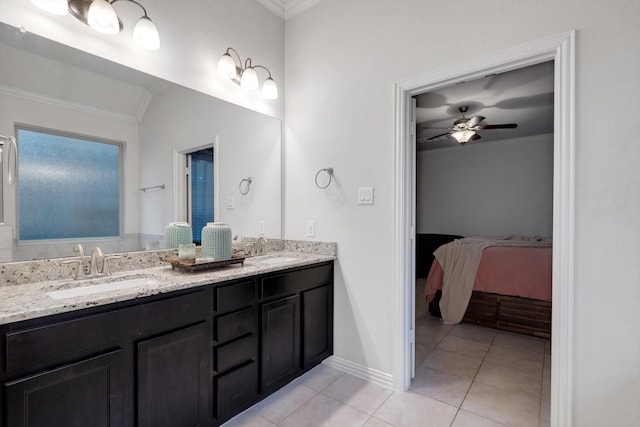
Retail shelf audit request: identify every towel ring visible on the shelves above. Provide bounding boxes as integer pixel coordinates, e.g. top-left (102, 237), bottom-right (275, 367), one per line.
top-left (239, 177), bottom-right (252, 195)
top-left (315, 167), bottom-right (334, 189)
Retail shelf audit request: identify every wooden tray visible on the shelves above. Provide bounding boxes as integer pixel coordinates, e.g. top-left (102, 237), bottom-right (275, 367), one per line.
top-left (166, 256), bottom-right (246, 272)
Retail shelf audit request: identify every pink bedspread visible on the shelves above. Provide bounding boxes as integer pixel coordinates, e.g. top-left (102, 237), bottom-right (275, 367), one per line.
top-left (424, 246), bottom-right (552, 303)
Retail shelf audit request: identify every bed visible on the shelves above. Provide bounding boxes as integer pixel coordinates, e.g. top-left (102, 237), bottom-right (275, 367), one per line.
top-left (420, 234), bottom-right (552, 338)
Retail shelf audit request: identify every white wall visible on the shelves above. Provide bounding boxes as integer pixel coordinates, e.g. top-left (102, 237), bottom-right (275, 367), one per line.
top-left (0, 0), bottom-right (285, 119)
top-left (284, 1), bottom-right (640, 425)
top-left (417, 135), bottom-right (553, 237)
top-left (138, 84), bottom-right (282, 241)
top-left (0, 44), bottom-right (141, 260)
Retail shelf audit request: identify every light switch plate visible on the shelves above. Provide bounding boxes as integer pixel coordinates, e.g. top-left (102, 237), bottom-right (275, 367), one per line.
top-left (358, 187), bottom-right (374, 205)
top-left (225, 196), bottom-right (235, 209)
top-left (306, 221), bottom-right (316, 237)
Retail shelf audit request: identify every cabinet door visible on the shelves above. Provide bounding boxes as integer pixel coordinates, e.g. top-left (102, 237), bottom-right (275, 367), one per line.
top-left (5, 350), bottom-right (124, 427)
top-left (137, 322), bottom-right (209, 427)
top-left (261, 295), bottom-right (300, 393)
top-left (302, 284), bottom-right (334, 369)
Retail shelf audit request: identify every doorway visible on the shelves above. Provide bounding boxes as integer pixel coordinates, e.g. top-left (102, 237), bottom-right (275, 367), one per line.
top-left (187, 147), bottom-right (215, 244)
top-left (393, 32), bottom-right (575, 427)
top-left (173, 139), bottom-right (219, 232)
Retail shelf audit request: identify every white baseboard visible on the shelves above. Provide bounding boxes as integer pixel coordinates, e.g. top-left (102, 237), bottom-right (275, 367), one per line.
top-left (322, 356), bottom-right (393, 389)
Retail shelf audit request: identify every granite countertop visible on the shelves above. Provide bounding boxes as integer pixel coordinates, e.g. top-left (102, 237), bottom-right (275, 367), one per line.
top-left (0, 252), bottom-right (335, 326)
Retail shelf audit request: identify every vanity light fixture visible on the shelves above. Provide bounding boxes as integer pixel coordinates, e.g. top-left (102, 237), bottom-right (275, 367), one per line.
top-left (217, 48), bottom-right (278, 100)
top-left (31, 0), bottom-right (160, 51)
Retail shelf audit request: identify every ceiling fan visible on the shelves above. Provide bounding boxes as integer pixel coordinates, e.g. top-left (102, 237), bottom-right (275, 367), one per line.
top-left (420, 106), bottom-right (518, 144)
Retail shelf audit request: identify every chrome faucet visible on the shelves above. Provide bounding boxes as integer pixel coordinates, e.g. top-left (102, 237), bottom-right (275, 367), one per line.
top-left (254, 237), bottom-right (268, 256)
top-left (89, 247), bottom-right (104, 277)
top-left (64, 245), bottom-right (120, 279)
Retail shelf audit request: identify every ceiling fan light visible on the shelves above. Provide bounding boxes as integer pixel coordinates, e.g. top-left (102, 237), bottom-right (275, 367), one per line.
top-left (87, 0), bottom-right (119, 34)
top-left (133, 16), bottom-right (160, 50)
top-left (217, 53), bottom-right (238, 80)
top-left (240, 67), bottom-right (259, 90)
top-left (451, 130), bottom-right (475, 144)
top-left (261, 77), bottom-right (278, 100)
top-left (31, 0), bottom-right (68, 16)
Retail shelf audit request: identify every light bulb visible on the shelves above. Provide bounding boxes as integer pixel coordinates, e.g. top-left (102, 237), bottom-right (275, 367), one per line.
top-left (261, 77), bottom-right (278, 100)
top-left (217, 53), bottom-right (237, 80)
top-left (87, 0), bottom-right (119, 35)
top-left (31, 0), bottom-right (68, 15)
top-left (133, 16), bottom-right (160, 50)
top-left (240, 67), bottom-right (259, 90)
top-left (451, 130), bottom-right (475, 144)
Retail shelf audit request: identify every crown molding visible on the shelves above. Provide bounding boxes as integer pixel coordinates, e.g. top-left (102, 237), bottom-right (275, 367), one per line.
top-left (0, 83), bottom-right (138, 124)
top-left (256, 0), bottom-right (321, 20)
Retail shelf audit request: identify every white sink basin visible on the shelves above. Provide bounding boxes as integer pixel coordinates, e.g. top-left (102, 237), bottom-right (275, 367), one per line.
top-left (47, 277), bottom-right (161, 300)
top-left (257, 256), bottom-right (299, 265)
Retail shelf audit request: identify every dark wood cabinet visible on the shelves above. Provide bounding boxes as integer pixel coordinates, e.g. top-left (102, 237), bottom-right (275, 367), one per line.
top-left (1, 289), bottom-right (211, 427)
top-left (259, 263), bottom-right (333, 394)
top-left (261, 294), bottom-right (301, 393)
top-left (302, 284), bottom-right (333, 369)
top-left (1, 261), bottom-right (333, 427)
top-left (5, 349), bottom-right (124, 427)
top-left (137, 322), bottom-right (209, 427)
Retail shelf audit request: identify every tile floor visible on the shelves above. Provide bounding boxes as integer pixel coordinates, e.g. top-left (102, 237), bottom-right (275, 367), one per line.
top-left (223, 294), bottom-right (551, 427)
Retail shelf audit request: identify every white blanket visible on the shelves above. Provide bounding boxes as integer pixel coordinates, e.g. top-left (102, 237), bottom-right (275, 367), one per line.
top-left (434, 235), bottom-right (552, 324)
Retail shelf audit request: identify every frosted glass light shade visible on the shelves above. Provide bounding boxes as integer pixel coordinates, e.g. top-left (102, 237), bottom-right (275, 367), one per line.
top-left (217, 53), bottom-right (237, 79)
top-left (451, 130), bottom-right (475, 144)
top-left (87, 0), bottom-right (119, 35)
top-left (261, 77), bottom-right (278, 100)
top-left (240, 67), bottom-right (259, 90)
top-left (31, 0), bottom-right (68, 15)
top-left (133, 16), bottom-right (160, 50)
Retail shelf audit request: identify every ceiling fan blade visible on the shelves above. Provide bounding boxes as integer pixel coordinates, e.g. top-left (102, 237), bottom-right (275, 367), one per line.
top-left (420, 126), bottom-right (451, 130)
top-left (471, 133), bottom-right (482, 140)
top-left (424, 132), bottom-right (451, 141)
top-left (476, 123), bottom-right (518, 129)
top-left (465, 116), bottom-right (485, 127)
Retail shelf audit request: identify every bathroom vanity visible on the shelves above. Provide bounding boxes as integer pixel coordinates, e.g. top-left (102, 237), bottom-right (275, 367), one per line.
top-left (0, 254), bottom-right (334, 427)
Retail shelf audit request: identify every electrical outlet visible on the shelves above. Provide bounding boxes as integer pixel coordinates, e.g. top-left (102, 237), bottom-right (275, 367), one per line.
top-left (306, 221), bottom-right (316, 237)
top-left (258, 220), bottom-right (265, 235)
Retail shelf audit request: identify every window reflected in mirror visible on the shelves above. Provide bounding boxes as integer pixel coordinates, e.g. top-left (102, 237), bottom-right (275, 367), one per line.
top-left (17, 125), bottom-right (123, 242)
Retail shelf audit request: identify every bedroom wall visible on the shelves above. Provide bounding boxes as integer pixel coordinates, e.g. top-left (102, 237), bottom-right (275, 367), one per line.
top-left (416, 134), bottom-right (553, 237)
top-left (284, 1), bottom-right (640, 425)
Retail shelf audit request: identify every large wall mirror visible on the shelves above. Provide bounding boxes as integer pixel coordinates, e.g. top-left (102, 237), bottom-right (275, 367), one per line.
top-left (0, 22), bottom-right (282, 262)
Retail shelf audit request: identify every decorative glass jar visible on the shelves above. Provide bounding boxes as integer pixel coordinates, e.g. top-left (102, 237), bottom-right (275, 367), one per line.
top-left (165, 222), bottom-right (193, 249)
top-left (201, 222), bottom-right (232, 260)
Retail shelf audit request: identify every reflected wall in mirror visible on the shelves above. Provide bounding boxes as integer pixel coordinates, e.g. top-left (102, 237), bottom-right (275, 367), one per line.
top-left (0, 22), bottom-right (282, 262)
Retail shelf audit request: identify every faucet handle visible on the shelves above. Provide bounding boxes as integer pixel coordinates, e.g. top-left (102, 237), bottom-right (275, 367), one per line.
top-left (63, 259), bottom-right (85, 280)
top-left (101, 255), bottom-right (121, 276)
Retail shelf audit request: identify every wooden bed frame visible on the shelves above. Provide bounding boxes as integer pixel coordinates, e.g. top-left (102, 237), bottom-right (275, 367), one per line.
top-left (429, 290), bottom-right (551, 338)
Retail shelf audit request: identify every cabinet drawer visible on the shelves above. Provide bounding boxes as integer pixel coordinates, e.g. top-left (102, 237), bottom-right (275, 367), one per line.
top-left (215, 361), bottom-right (258, 423)
top-left (261, 263), bottom-right (333, 299)
top-left (214, 280), bottom-right (256, 312)
top-left (215, 307), bottom-right (256, 343)
top-left (214, 334), bottom-right (256, 373)
top-left (5, 291), bottom-right (207, 375)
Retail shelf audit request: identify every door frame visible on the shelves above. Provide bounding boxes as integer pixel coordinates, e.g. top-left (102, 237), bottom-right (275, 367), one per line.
top-left (173, 136), bottom-right (219, 224)
top-left (392, 31), bottom-right (575, 427)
